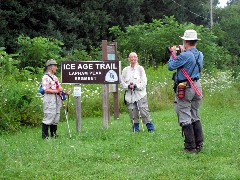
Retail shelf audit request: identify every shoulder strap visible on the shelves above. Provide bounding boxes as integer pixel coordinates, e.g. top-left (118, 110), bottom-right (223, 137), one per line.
top-left (46, 74), bottom-right (54, 81)
top-left (190, 52), bottom-right (201, 76)
top-left (196, 52), bottom-right (201, 73)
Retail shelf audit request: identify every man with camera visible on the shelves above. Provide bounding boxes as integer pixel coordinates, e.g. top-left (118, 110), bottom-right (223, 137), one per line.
top-left (167, 30), bottom-right (204, 153)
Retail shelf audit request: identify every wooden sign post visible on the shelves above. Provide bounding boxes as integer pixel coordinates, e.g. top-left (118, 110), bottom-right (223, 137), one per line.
top-left (102, 40), bottom-right (110, 128)
top-left (107, 42), bottom-right (119, 119)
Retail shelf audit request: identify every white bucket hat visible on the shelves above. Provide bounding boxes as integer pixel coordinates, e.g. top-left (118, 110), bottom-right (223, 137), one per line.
top-left (180, 30), bottom-right (200, 40)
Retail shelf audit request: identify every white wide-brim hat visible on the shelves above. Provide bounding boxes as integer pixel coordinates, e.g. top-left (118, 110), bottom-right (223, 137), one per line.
top-left (180, 29), bottom-right (201, 40)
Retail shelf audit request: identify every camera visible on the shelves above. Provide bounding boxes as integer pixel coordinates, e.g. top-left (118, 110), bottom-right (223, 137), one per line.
top-left (168, 45), bottom-right (183, 55)
top-left (175, 46), bottom-right (181, 55)
top-left (164, 45), bottom-right (184, 63)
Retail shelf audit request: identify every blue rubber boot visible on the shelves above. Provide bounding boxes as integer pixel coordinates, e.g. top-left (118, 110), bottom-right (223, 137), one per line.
top-left (132, 123), bottom-right (140, 132)
top-left (146, 122), bottom-right (154, 132)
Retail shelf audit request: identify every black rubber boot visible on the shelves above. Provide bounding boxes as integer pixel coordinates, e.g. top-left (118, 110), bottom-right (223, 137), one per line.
top-left (192, 121), bottom-right (204, 152)
top-left (182, 124), bottom-right (196, 153)
top-left (50, 125), bottom-right (58, 138)
top-left (42, 123), bottom-right (49, 139)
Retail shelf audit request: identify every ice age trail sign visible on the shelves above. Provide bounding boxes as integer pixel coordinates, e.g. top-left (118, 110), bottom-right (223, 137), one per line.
top-left (61, 61), bottom-right (120, 84)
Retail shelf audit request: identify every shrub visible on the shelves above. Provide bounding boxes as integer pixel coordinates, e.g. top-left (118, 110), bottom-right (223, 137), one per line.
top-left (0, 78), bottom-right (42, 132)
top-left (17, 35), bottom-right (63, 70)
top-left (110, 16), bottom-right (239, 73)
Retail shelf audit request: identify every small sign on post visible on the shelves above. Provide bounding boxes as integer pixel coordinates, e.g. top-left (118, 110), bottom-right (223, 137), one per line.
top-left (107, 45), bottom-right (116, 61)
top-left (73, 85), bottom-right (81, 97)
top-left (74, 84), bottom-right (81, 132)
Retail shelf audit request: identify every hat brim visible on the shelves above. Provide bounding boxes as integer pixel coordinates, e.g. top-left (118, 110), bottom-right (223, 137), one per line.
top-left (46, 63), bottom-right (57, 67)
top-left (180, 36), bottom-right (201, 40)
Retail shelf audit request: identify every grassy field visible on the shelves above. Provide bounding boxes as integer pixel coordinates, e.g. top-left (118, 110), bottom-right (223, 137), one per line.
top-left (1, 97), bottom-right (239, 179)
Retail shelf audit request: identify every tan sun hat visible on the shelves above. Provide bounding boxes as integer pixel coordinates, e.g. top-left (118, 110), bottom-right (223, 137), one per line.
top-left (180, 30), bottom-right (201, 40)
top-left (45, 59), bottom-right (57, 67)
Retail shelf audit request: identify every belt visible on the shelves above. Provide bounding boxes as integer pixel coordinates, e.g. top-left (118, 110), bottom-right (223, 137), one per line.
top-left (178, 78), bottom-right (199, 83)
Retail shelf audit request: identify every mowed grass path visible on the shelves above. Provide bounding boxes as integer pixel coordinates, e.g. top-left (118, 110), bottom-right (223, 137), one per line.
top-left (1, 103), bottom-right (239, 179)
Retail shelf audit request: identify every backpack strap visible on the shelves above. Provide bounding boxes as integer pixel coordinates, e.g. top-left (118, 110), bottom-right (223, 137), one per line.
top-left (46, 74), bottom-right (54, 81)
top-left (44, 74), bottom-right (56, 90)
top-left (189, 51), bottom-right (201, 77)
top-left (196, 52), bottom-right (201, 73)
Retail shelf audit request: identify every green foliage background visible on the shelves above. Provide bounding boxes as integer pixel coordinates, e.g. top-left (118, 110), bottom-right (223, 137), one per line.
top-left (1, 0), bottom-right (238, 53)
top-left (0, 1), bottom-right (240, 179)
top-left (0, 16), bottom-right (240, 132)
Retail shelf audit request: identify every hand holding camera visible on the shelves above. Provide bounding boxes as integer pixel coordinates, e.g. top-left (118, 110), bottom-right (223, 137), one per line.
top-left (170, 45), bottom-right (177, 53)
top-left (164, 45), bottom-right (185, 64)
top-left (178, 45), bottom-right (185, 52)
top-left (128, 82), bottom-right (137, 90)
top-left (170, 45), bottom-right (185, 55)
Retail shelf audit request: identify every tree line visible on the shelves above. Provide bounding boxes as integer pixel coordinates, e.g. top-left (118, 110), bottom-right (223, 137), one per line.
top-left (0, 0), bottom-right (226, 53)
top-left (0, 0), bottom-right (239, 69)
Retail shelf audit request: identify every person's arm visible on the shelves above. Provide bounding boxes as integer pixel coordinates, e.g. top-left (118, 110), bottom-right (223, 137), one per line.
top-left (44, 88), bottom-right (60, 94)
top-left (120, 68), bottom-right (130, 90)
top-left (168, 52), bottom-right (188, 71)
top-left (135, 66), bottom-right (147, 91)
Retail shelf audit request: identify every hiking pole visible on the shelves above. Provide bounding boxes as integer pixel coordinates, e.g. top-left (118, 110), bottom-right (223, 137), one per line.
top-left (65, 93), bottom-right (72, 138)
top-left (167, 47), bottom-right (203, 97)
top-left (134, 91), bottom-right (144, 132)
top-left (131, 89), bottom-right (136, 132)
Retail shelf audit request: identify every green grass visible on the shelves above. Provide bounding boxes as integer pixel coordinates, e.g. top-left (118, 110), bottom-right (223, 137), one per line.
top-left (1, 99), bottom-right (240, 179)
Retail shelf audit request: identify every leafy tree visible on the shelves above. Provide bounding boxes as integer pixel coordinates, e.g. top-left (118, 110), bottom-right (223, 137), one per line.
top-left (212, 2), bottom-right (240, 73)
top-left (140, 0), bottom-right (211, 26)
top-left (0, 0), bottom-right (144, 54)
top-left (0, 48), bottom-right (41, 131)
top-left (0, 0), bottom-right (219, 54)
top-left (110, 16), bottom-right (234, 71)
top-left (104, 0), bottom-right (144, 27)
top-left (227, 0), bottom-right (240, 5)
top-left (0, 1), bottom-right (29, 53)
top-left (17, 35), bottom-right (63, 70)
top-left (213, 3), bottom-right (240, 56)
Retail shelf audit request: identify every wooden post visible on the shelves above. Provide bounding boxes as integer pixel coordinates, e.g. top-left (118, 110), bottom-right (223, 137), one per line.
top-left (75, 84), bottom-right (81, 132)
top-left (102, 40), bottom-right (110, 128)
top-left (107, 42), bottom-right (119, 119)
top-left (112, 42), bottom-right (119, 119)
